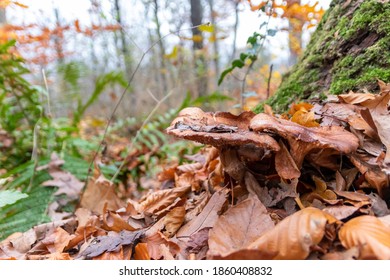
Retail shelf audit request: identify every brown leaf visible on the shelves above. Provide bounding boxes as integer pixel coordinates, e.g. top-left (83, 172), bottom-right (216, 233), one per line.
top-left (138, 185), bottom-right (190, 215)
top-left (134, 243), bottom-right (150, 260)
top-left (250, 113), bottom-right (359, 167)
top-left (339, 215), bottom-right (390, 260)
top-left (323, 205), bottom-right (359, 220)
top-left (144, 231), bottom-right (180, 260)
top-left (361, 87), bottom-right (390, 164)
top-left (78, 230), bottom-right (144, 259)
top-left (349, 154), bottom-right (389, 195)
top-left (102, 204), bottom-right (138, 232)
top-left (177, 190), bottom-right (227, 238)
top-left (42, 153), bottom-right (84, 200)
top-left (163, 206), bottom-right (186, 237)
top-left (208, 195), bottom-right (274, 258)
top-left (247, 207), bottom-right (337, 259)
top-left (275, 140), bottom-right (301, 180)
top-left (80, 163), bottom-right (125, 214)
top-left (321, 247), bottom-right (360, 260)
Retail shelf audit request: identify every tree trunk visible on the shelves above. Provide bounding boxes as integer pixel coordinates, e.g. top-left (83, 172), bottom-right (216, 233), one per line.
top-left (256, 0), bottom-right (390, 113)
top-left (113, 0), bottom-right (133, 79)
top-left (190, 0), bottom-right (208, 97)
top-left (0, 8), bottom-right (6, 25)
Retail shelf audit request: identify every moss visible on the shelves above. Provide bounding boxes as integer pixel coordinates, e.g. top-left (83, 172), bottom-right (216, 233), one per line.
top-left (263, 0), bottom-right (390, 113)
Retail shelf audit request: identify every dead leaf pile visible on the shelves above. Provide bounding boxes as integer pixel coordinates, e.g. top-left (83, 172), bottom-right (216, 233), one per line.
top-left (1, 81), bottom-right (390, 260)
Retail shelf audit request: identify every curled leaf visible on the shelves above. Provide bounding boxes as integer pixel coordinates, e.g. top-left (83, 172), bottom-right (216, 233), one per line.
top-left (247, 207), bottom-right (336, 259)
top-left (339, 215), bottom-right (390, 260)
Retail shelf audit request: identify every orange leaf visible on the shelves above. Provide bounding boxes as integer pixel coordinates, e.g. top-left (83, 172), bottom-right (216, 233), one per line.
top-left (247, 207), bottom-right (336, 259)
top-left (134, 243), bottom-right (150, 260)
top-left (138, 185), bottom-right (190, 215)
top-left (339, 215), bottom-right (390, 260)
top-left (163, 206), bottom-right (186, 237)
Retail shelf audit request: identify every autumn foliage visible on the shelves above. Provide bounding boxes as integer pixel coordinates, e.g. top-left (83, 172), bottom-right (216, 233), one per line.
top-left (1, 81), bottom-right (389, 260)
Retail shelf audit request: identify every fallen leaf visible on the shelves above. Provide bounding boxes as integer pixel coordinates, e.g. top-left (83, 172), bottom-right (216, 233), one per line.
top-left (144, 231), bottom-right (180, 260)
top-left (275, 140), bottom-right (301, 180)
top-left (177, 190), bottom-right (227, 238)
top-left (208, 195), bottom-right (274, 258)
top-left (42, 154), bottom-right (84, 200)
top-left (134, 243), bottom-right (150, 260)
top-left (163, 206), bottom-right (186, 237)
top-left (247, 207), bottom-right (337, 259)
top-left (80, 163), bottom-right (125, 214)
top-left (78, 230), bottom-right (144, 259)
top-left (339, 215), bottom-right (390, 260)
top-left (138, 185), bottom-right (190, 215)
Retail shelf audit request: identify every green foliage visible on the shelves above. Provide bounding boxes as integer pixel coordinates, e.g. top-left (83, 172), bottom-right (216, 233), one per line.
top-left (218, 32), bottom-right (264, 85)
top-left (0, 190), bottom-right (28, 208)
top-left (0, 40), bottom-right (42, 167)
top-left (72, 70), bottom-right (128, 125)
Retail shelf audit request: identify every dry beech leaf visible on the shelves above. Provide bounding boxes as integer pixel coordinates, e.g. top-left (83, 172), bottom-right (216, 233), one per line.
top-left (138, 185), bottom-right (190, 215)
top-left (92, 247), bottom-right (124, 260)
top-left (177, 190), bottom-right (227, 238)
top-left (134, 243), bottom-right (150, 260)
top-left (163, 206), bottom-right (186, 237)
top-left (275, 140), bottom-right (301, 180)
top-left (78, 230), bottom-right (144, 259)
top-left (208, 195), bottom-right (274, 259)
top-left (339, 215), bottom-right (390, 260)
top-left (246, 207), bottom-right (337, 260)
top-left (250, 113), bottom-right (359, 167)
top-left (349, 154), bottom-right (389, 194)
top-left (323, 205), bottom-right (360, 221)
top-left (102, 204), bottom-right (137, 232)
top-left (42, 153), bottom-right (84, 200)
top-left (80, 163), bottom-right (125, 214)
top-left (144, 231), bottom-right (180, 260)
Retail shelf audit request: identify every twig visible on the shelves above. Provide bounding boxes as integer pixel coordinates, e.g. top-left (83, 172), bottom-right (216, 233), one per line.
top-left (85, 23), bottom-right (210, 184)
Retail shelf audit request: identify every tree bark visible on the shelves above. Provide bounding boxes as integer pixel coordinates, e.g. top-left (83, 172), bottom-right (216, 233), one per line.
top-left (256, 0), bottom-right (390, 113)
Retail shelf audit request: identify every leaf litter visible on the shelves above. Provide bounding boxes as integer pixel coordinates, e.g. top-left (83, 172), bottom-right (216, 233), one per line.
top-left (1, 81), bottom-right (390, 260)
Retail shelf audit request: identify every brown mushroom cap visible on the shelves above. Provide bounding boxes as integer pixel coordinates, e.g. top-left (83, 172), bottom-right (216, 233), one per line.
top-left (250, 113), bottom-right (359, 167)
top-left (166, 107), bottom-right (280, 151)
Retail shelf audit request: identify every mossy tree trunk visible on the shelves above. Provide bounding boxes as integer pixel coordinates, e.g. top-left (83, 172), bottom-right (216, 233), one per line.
top-left (255, 0), bottom-right (390, 113)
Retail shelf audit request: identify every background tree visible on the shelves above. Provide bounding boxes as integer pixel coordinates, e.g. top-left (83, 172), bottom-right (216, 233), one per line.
top-left (190, 0), bottom-right (208, 97)
top-left (258, 0), bottom-right (390, 113)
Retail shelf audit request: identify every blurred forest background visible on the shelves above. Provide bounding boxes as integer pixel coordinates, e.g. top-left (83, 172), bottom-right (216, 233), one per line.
top-left (0, 0), bottom-right (329, 239)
